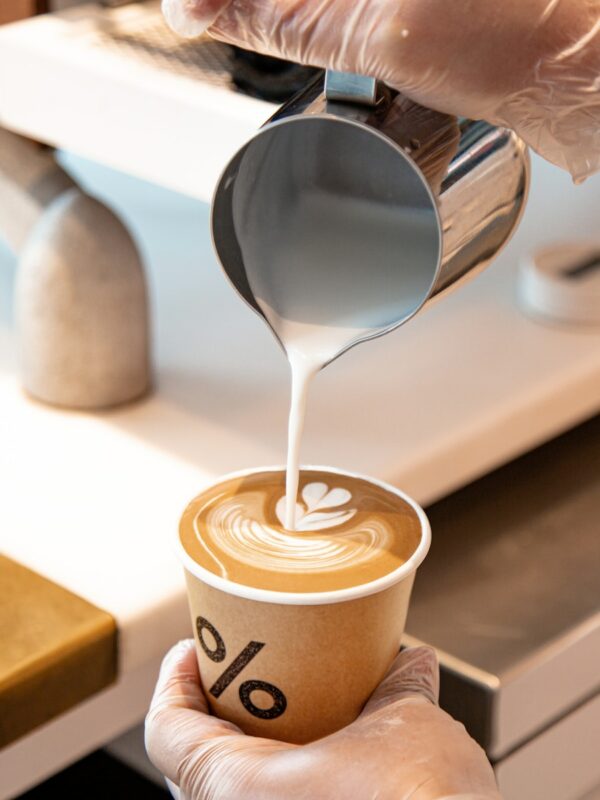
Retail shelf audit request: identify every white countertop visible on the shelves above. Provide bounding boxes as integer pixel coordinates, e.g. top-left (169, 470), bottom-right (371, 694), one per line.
top-left (1, 151), bottom-right (599, 794)
top-left (0, 1), bottom-right (271, 201)
top-left (2, 149), bottom-right (600, 669)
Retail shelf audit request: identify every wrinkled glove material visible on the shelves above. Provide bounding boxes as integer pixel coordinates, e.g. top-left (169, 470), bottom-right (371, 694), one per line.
top-left (146, 641), bottom-right (502, 800)
top-left (163, 0), bottom-right (600, 182)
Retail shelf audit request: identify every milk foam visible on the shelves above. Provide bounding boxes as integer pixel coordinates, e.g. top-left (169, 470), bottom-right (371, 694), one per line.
top-left (196, 489), bottom-right (390, 577)
top-left (275, 482), bottom-right (355, 531)
top-left (179, 470), bottom-right (421, 593)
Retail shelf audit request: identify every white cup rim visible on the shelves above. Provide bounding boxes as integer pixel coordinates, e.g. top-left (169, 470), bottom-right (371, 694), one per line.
top-left (175, 465), bottom-right (431, 606)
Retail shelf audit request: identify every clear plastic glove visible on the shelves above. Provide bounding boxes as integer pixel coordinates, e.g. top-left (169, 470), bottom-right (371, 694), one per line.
top-left (145, 640), bottom-right (501, 800)
top-left (162, 0), bottom-right (600, 182)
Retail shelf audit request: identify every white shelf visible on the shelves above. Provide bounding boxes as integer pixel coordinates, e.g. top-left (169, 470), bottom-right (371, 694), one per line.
top-left (0, 1), bottom-right (273, 200)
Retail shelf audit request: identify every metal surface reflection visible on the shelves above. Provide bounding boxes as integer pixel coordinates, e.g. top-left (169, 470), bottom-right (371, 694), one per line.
top-left (212, 71), bottom-right (529, 364)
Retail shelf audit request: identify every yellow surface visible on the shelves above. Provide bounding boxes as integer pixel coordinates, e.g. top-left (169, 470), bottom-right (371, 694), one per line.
top-left (0, 555), bottom-right (117, 748)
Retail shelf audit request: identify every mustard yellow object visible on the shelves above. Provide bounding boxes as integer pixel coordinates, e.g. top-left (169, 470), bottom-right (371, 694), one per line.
top-left (0, 555), bottom-right (117, 748)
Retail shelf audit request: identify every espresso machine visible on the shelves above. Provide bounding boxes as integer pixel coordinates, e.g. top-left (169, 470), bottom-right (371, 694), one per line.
top-left (0, 3), bottom-right (598, 799)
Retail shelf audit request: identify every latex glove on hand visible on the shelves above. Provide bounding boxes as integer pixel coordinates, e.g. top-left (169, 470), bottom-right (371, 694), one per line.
top-left (145, 640), bottom-right (501, 800)
top-left (162, 0), bottom-right (600, 182)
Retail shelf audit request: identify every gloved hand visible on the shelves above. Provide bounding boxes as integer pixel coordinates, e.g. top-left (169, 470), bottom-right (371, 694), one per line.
top-left (162, 0), bottom-right (600, 182)
top-left (145, 640), bottom-right (501, 800)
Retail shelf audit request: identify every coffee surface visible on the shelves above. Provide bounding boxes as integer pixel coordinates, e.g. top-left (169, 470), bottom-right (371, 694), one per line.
top-left (180, 469), bottom-right (421, 592)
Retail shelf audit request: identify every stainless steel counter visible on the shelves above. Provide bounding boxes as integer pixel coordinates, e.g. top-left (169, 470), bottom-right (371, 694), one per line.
top-left (406, 415), bottom-right (600, 797)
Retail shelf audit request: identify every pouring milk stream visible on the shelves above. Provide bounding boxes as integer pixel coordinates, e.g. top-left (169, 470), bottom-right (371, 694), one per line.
top-left (211, 74), bottom-right (528, 531)
top-left (246, 188), bottom-right (438, 529)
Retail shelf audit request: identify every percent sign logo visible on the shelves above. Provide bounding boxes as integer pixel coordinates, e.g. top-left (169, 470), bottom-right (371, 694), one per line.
top-left (196, 616), bottom-right (287, 720)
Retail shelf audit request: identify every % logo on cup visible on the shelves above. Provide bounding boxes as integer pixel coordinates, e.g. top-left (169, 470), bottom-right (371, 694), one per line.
top-left (196, 616), bottom-right (287, 720)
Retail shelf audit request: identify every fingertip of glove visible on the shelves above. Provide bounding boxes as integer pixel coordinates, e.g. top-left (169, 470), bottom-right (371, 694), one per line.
top-left (156, 639), bottom-right (198, 685)
top-left (393, 645), bottom-right (440, 704)
top-left (361, 645), bottom-right (440, 716)
top-left (399, 645), bottom-right (439, 675)
top-left (162, 0), bottom-right (209, 38)
top-left (162, 638), bottom-right (196, 663)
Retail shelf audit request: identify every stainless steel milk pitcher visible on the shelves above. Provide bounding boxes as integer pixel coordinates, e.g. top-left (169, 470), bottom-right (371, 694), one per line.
top-left (211, 70), bottom-right (530, 361)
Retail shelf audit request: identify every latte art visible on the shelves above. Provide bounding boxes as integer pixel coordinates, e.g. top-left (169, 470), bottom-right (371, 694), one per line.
top-left (180, 469), bottom-right (421, 593)
top-left (275, 482), bottom-right (356, 531)
top-left (199, 492), bottom-right (390, 576)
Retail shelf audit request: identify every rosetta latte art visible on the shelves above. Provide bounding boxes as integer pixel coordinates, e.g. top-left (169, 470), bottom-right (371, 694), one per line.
top-left (180, 469), bottom-right (421, 592)
top-left (275, 482), bottom-right (356, 531)
top-left (195, 482), bottom-right (393, 577)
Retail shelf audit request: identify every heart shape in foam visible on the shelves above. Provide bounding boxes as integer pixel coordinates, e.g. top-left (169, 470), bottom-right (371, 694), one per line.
top-left (276, 482), bottom-right (356, 531)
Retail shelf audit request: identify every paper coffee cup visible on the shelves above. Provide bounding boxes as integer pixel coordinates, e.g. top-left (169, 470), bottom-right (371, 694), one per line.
top-left (176, 466), bottom-right (430, 744)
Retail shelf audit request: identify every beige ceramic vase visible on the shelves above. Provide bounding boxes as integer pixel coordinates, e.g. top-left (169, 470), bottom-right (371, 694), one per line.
top-left (15, 187), bottom-right (151, 409)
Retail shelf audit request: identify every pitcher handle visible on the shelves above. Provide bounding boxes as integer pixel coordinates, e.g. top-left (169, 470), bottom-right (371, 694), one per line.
top-left (324, 70), bottom-right (378, 106)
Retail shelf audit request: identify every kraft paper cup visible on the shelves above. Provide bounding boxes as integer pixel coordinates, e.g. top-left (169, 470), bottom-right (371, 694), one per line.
top-left (176, 466), bottom-right (430, 744)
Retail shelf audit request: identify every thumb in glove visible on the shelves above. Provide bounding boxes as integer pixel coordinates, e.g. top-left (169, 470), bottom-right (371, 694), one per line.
top-left (146, 641), bottom-right (501, 800)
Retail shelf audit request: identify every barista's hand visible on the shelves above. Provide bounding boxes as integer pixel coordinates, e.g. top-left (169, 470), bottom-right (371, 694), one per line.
top-left (146, 640), bottom-right (501, 800)
top-left (162, 0), bottom-right (600, 182)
